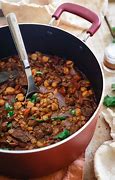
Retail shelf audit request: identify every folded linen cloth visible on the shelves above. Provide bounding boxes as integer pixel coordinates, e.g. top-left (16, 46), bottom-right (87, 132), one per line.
top-left (1, 0), bottom-right (108, 30)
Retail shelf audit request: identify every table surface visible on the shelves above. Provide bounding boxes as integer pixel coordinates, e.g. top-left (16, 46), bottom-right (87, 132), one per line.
top-left (0, 2), bottom-right (115, 179)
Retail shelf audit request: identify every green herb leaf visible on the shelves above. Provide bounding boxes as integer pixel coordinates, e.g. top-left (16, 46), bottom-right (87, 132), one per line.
top-left (55, 129), bottom-right (70, 140)
top-left (111, 84), bottom-right (115, 91)
top-left (7, 122), bottom-right (12, 128)
top-left (103, 95), bottom-right (115, 107)
top-left (36, 71), bottom-right (43, 76)
top-left (51, 116), bottom-right (67, 121)
top-left (7, 111), bottom-right (14, 118)
top-left (5, 103), bottom-right (13, 111)
top-left (30, 93), bottom-right (38, 103)
top-left (69, 109), bottom-right (76, 115)
top-left (36, 119), bottom-right (45, 123)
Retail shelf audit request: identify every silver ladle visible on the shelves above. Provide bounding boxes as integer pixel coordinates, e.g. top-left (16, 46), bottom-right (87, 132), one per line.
top-left (7, 13), bottom-right (38, 98)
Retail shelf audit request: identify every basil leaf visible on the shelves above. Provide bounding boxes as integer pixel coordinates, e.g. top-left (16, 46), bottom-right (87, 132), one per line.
top-left (103, 95), bottom-right (115, 107)
top-left (7, 122), bottom-right (12, 128)
top-left (30, 93), bottom-right (38, 103)
top-left (51, 116), bottom-right (67, 121)
top-left (36, 119), bottom-right (45, 123)
top-left (5, 103), bottom-right (13, 111)
top-left (55, 129), bottom-right (70, 140)
top-left (7, 111), bottom-right (14, 118)
top-left (69, 109), bottom-right (76, 115)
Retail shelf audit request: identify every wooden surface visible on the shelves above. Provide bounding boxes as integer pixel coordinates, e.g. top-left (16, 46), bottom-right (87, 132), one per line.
top-left (0, 1), bottom-right (114, 179)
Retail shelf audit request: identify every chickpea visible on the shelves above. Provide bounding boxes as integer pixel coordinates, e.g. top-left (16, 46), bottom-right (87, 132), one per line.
top-left (14, 102), bottom-right (22, 109)
top-left (20, 124), bottom-right (25, 128)
top-left (75, 108), bottom-right (81, 116)
top-left (52, 121), bottom-right (57, 126)
top-left (82, 90), bottom-right (89, 97)
top-left (44, 80), bottom-right (49, 87)
top-left (31, 107), bottom-right (38, 114)
top-left (51, 102), bottom-right (59, 111)
top-left (16, 93), bottom-right (24, 101)
top-left (47, 92), bottom-right (53, 97)
top-left (88, 90), bottom-right (93, 95)
top-left (5, 87), bottom-right (15, 95)
top-left (52, 81), bottom-right (58, 88)
top-left (53, 127), bottom-right (59, 134)
top-left (42, 114), bottom-right (49, 120)
top-left (80, 116), bottom-right (85, 121)
top-left (36, 103), bottom-right (40, 108)
top-left (31, 53), bottom-right (37, 60)
top-left (47, 112), bottom-right (52, 117)
top-left (0, 99), bottom-right (5, 106)
top-left (47, 87), bottom-right (52, 90)
top-left (53, 98), bottom-right (58, 103)
top-left (53, 88), bottom-right (58, 94)
top-left (80, 87), bottom-right (87, 92)
top-left (47, 105), bottom-right (51, 109)
top-left (28, 145), bottom-right (35, 150)
top-left (42, 56), bottom-right (49, 63)
top-left (36, 141), bottom-right (44, 147)
top-left (63, 67), bottom-right (69, 74)
top-left (27, 101), bottom-right (34, 108)
top-left (8, 129), bottom-right (14, 134)
top-left (72, 116), bottom-right (78, 122)
top-left (27, 127), bottom-right (33, 131)
top-left (31, 138), bottom-right (37, 144)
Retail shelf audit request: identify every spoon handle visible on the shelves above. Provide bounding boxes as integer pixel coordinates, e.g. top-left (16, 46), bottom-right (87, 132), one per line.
top-left (7, 13), bottom-right (30, 69)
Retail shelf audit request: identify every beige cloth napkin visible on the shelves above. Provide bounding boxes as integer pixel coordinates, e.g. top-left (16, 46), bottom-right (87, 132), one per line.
top-left (1, 0), bottom-right (108, 32)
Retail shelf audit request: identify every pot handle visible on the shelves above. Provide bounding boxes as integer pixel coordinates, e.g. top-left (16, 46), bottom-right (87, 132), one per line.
top-left (52, 3), bottom-right (101, 36)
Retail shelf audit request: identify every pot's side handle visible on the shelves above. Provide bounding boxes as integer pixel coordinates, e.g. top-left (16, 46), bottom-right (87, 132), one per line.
top-left (52, 3), bottom-right (101, 37)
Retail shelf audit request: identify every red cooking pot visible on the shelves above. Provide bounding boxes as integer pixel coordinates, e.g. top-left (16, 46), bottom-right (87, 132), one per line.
top-left (0, 3), bottom-right (104, 178)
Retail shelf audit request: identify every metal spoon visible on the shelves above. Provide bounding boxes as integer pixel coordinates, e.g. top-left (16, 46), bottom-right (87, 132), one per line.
top-left (6, 13), bottom-right (38, 98)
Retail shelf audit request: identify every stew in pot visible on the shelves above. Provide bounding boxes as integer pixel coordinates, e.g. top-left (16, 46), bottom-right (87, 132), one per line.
top-left (0, 52), bottom-right (97, 150)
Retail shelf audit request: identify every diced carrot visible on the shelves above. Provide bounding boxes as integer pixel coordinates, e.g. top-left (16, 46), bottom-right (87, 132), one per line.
top-left (23, 108), bottom-right (30, 117)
